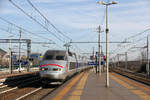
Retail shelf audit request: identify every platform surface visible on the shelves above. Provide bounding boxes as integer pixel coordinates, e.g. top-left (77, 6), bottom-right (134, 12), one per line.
top-left (44, 69), bottom-right (150, 100)
top-left (0, 68), bottom-right (39, 79)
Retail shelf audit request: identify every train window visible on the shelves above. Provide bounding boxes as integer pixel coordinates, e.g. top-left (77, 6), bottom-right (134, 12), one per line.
top-left (56, 56), bottom-right (64, 60)
top-left (45, 55), bottom-right (53, 60)
top-left (69, 62), bottom-right (76, 70)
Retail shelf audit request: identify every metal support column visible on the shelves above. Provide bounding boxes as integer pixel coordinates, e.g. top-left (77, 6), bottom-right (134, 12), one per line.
top-left (18, 29), bottom-right (22, 73)
top-left (98, 25), bottom-right (102, 75)
top-left (114, 57), bottom-right (116, 68)
top-left (27, 40), bottom-right (31, 72)
top-left (147, 36), bottom-right (149, 77)
top-left (125, 52), bottom-right (128, 69)
top-left (9, 39), bottom-right (12, 74)
top-left (105, 5), bottom-right (109, 87)
top-left (117, 54), bottom-right (119, 68)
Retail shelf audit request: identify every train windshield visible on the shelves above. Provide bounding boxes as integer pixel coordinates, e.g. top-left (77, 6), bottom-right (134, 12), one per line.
top-left (45, 55), bottom-right (54, 60)
top-left (43, 50), bottom-right (66, 60)
top-left (44, 55), bottom-right (65, 60)
top-left (56, 56), bottom-right (64, 60)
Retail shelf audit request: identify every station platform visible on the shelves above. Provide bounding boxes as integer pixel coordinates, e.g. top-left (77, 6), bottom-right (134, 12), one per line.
top-left (0, 68), bottom-right (39, 79)
top-left (44, 69), bottom-right (150, 100)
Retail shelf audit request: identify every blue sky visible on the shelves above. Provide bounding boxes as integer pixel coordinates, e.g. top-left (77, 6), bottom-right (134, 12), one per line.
top-left (0, 0), bottom-right (150, 59)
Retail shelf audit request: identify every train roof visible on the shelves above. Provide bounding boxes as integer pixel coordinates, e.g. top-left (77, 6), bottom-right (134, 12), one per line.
top-left (44, 50), bottom-right (66, 55)
top-left (46, 50), bottom-right (66, 52)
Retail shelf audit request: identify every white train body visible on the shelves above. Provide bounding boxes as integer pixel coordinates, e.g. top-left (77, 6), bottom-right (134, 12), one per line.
top-left (39, 50), bottom-right (89, 82)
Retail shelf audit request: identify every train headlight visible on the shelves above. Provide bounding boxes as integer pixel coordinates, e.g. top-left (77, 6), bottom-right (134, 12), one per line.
top-left (40, 68), bottom-right (45, 71)
top-left (53, 68), bottom-right (62, 71)
top-left (58, 68), bottom-right (62, 71)
top-left (40, 68), bottom-right (48, 71)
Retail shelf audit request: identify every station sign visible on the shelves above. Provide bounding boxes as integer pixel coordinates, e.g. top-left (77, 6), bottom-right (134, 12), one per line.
top-left (88, 61), bottom-right (97, 65)
top-left (13, 61), bottom-right (28, 65)
top-left (88, 61), bottom-right (104, 66)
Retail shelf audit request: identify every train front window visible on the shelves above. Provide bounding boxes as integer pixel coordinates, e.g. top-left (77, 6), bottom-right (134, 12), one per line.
top-left (56, 56), bottom-right (64, 60)
top-left (45, 55), bottom-right (53, 60)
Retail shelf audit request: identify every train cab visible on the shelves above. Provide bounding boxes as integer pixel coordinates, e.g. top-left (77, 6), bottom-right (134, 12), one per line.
top-left (39, 50), bottom-right (68, 82)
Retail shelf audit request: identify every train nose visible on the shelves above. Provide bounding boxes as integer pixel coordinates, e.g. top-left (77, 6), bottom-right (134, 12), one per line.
top-left (40, 61), bottom-right (66, 72)
top-left (40, 67), bottom-right (62, 71)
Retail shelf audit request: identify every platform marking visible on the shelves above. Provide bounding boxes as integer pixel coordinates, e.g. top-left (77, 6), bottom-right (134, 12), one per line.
top-left (52, 72), bottom-right (84, 100)
top-left (112, 73), bottom-right (150, 93)
top-left (110, 74), bottom-right (150, 100)
top-left (68, 71), bottom-right (89, 100)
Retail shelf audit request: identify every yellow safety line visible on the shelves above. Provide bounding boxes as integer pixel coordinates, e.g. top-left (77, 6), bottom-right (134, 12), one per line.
top-left (52, 72), bottom-right (84, 100)
top-left (110, 74), bottom-right (150, 100)
top-left (68, 71), bottom-right (89, 100)
top-left (112, 73), bottom-right (150, 93)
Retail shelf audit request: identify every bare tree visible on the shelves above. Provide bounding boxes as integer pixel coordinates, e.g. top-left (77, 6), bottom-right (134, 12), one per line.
top-left (140, 50), bottom-right (147, 64)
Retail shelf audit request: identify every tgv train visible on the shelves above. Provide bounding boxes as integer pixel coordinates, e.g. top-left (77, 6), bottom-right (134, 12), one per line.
top-left (39, 50), bottom-right (89, 83)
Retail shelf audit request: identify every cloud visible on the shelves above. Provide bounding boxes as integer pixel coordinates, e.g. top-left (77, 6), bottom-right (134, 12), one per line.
top-left (35, 2), bottom-right (104, 30)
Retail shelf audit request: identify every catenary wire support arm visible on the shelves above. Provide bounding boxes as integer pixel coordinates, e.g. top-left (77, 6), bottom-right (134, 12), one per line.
top-left (69, 41), bottom-right (131, 44)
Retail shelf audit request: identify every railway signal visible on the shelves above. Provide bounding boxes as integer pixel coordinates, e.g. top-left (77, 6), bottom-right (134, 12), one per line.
top-left (103, 56), bottom-right (106, 61)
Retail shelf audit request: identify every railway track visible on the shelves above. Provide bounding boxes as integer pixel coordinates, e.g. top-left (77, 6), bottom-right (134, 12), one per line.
top-left (0, 77), bottom-right (61, 100)
top-left (0, 76), bottom-right (40, 94)
top-left (0, 73), bottom-right (61, 100)
top-left (16, 84), bottom-right (58, 100)
top-left (0, 72), bottom-right (45, 100)
top-left (0, 73), bottom-right (39, 91)
top-left (0, 69), bottom-right (89, 100)
top-left (0, 79), bottom-right (42, 100)
top-left (112, 68), bottom-right (150, 86)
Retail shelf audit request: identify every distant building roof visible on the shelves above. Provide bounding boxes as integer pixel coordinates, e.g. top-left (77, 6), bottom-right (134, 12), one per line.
top-left (0, 48), bottom-right (7, 55)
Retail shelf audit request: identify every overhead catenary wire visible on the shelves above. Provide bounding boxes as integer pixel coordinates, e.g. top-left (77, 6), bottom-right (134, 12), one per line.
top-left (126, 28), bottom-right (150, 40)
top-left (111, 28), bottom-right (150, 54)
top-left (27, 0), bottom-right (88, 51)
top-left (26, 0), bottom-right (86, 53)
top-left (112, 38), bottom-right (145, 54)
top-left (8, 0), bottom-right (95, 54)
top-left (9, 0), bottom-right (85, 52)
top-left (0, 17), bottom-right (65, 50)
top-left (0, 27), bottom-right (18, 36)
top-left (26, 0), bottom-right (71, 41)
top-left (0, 26), bottom-right (40, 40)
top-left (0, 17), bottom-right (53, 42)
top-left (9, 0), bottom-right (65, 43)
top-left (112, 36), bottom-right (149, 58)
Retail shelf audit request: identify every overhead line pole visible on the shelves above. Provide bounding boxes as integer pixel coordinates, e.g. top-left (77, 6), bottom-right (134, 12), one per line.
top-left (97, 0), bottom-right (117, 88)
top-left (125, 52), bottom-right (128, 69)
top-left (9, 39), bottom-right (12, 74)
top-left (147, 36), bottom-right (149, 77)
top-left (98, 25), bottom-right (102, 75)
top-left (18, 28), bottom-right (22, 73)
top-left (105, 4), bottom-right (109, 88)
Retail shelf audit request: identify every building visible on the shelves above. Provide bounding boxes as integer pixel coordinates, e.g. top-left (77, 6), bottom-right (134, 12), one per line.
top-left (30, 53), bottom-right (42, 60)
top-left (0, 48), bottom-right (7, 66)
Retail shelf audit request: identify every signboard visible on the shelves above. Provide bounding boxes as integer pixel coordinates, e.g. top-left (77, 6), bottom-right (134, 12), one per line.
top-left (88, 62), bottom-right (98, 66)
top-left (88, 61), bottom-right (104, 66)
top-left (101, 61), bottom-right (104, 65)
top-left (13, 61), bottom-right (28, 65)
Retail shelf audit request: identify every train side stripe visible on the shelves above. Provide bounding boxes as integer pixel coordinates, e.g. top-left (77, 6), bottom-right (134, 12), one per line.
top-left (40, 64), bottom-right (64, 68)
